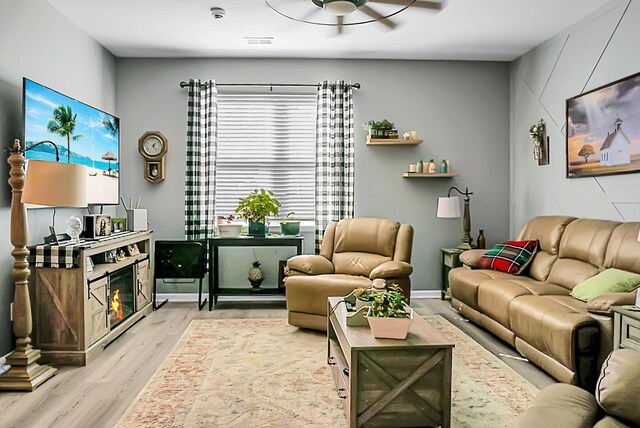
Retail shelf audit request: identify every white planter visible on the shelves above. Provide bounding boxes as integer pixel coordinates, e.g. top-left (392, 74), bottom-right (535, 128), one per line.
top-left (366, 307), bottom-right (414, 340)
top-left (218, 224), bottom-right (242, 237)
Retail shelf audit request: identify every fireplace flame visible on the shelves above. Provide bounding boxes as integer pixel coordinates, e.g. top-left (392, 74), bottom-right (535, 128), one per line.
top-left (111, 289), bottom-right (123, 321)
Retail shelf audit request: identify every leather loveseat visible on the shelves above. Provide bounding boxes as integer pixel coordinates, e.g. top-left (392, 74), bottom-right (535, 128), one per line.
top-left (285, 217), bottom-right (414, 331)
top-left (515, 348), bottom-right (640, 428)
top-left (449, 216), bottom-right (639, 388)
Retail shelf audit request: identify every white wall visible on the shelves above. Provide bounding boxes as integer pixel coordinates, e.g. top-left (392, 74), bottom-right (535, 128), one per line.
top-left (0, 0), bottom-right (116, 354)
top-left (510, 0), bottom-right (640, 234)
top-left (116, 58), bottom-right (511, 293)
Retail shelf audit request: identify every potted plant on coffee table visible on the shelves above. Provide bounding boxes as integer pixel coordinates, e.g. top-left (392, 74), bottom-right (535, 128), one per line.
top-left (235, 188), bottom-right (281, 237)
top-left (366, 285), bottom-right (413, 339)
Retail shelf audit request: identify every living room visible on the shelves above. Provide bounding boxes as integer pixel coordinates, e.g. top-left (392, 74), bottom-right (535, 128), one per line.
top-left (1, 0), bottom-right (639, 427)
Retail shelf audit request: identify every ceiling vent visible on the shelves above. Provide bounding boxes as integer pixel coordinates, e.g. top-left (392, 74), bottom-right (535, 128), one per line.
top-left (244, 37), bottom-right (274, 46)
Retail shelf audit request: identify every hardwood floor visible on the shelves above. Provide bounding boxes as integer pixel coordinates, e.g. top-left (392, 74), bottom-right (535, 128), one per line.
top-left (0, 298), bottom-right (554, 428)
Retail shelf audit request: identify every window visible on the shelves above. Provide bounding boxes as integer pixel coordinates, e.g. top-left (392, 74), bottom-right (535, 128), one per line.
top-left (215, 92), bottom-right (317, 221)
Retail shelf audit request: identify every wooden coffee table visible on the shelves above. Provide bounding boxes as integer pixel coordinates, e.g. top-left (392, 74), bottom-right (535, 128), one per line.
top-left (327, 296), bottom-right (454, 428)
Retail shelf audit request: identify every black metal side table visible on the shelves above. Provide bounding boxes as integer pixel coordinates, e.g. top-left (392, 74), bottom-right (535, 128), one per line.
top-left (207, 235), bottom-right (304, 310)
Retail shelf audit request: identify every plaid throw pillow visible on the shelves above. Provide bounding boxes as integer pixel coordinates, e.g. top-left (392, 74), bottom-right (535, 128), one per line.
top-left (476, 240), bottom-right (538, 275)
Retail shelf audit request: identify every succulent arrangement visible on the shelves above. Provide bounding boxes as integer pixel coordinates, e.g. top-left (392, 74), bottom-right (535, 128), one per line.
top-left (370, 285), bottom-right (410, 319)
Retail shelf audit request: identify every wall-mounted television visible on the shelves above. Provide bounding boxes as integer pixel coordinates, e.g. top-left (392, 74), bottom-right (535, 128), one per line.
top-left (23, 78), bottom-right (120, 205)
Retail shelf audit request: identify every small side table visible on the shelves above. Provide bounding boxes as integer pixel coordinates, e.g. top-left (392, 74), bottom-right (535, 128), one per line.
top-left (441, 248), bottom-right (464, 300)
top-left (612, 306), bottom-right (640, 352)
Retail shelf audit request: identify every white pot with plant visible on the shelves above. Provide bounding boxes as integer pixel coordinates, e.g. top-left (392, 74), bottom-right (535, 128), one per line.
top-left (366, 285), bottom-right (413, 339)
top-left (218, 214), bottom-right (242, 237)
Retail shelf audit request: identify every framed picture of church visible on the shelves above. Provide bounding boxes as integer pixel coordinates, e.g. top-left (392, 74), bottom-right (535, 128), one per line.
top-left (566, 71), bottom-right (640, 178)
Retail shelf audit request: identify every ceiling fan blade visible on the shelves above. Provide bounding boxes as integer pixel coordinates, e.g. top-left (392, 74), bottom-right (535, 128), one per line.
top-left (300, 6), bottom-right (322, 22)
top-left (337, 15), bottom-right (344, 35)
top-left (369, 0), bottom-right (441, 10)
top-left (359, 4), bottom-right (396, 29)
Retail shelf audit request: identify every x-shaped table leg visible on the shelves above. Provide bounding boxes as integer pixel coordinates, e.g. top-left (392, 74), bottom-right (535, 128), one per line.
top-left (357, 350), bottom-right (445, 426)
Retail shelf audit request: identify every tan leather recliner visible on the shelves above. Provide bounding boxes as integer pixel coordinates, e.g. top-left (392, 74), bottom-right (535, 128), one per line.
top-left (285, 218), bottom-right (414, 331)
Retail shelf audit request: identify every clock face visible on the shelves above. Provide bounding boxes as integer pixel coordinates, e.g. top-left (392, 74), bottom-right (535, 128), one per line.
top-left (143, 136), bottom-right (164, 157)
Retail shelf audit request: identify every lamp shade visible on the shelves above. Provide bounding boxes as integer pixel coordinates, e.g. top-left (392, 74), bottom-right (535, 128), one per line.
top-left (437, 196), bottom-right (461, 218)
top-left (22, 160), bottom-right (88, 207)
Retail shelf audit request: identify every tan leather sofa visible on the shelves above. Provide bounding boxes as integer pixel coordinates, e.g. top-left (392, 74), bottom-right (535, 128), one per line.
top-left (449, 216), bottom-right (639, 388)
top-left (285, 218), bottom-right (414, 331)
top-left (515, 348), bottom-right (640, 428)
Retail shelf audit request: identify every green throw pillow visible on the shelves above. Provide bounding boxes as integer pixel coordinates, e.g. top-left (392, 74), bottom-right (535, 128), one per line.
top-left (571, 268), bottom-right (640, 302)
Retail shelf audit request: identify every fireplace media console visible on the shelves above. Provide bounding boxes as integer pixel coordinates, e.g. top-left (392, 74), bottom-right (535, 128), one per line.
top-left (28, 231), bottom-right (153, 366)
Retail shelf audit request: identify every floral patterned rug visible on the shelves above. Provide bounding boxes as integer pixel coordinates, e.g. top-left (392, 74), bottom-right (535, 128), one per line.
top-left (116, 316), bottom-right (538, 428)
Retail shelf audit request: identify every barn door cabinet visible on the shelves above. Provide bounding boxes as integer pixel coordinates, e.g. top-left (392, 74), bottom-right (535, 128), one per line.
top-left (29, 231), bottom-right (153, 366)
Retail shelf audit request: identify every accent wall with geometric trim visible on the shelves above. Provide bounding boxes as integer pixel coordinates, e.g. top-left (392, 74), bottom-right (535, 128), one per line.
top-left (509, 0), bottom-right (640, 235)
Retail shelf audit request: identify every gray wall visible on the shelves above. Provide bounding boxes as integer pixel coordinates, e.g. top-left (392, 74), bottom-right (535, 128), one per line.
top-left (116, 58), bottom-right (510, 293)
top-left (510, 0), bottom-right (640, 234)
top-left (0, 1), bottom-right (116, 354)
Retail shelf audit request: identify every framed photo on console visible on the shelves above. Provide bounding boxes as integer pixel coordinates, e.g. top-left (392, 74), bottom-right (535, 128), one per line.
top-left (84, 214), bottom-right (112, 239)
top-left (566, 71), bottom-right (640, 178)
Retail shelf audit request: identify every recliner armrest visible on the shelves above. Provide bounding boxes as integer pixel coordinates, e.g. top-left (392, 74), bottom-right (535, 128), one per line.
top-left (586, 291), bottom-right (637, 316)
top-left (286, 255), bottom-right (334, 275)
top-left (369, 261), bottom-right (413, 280)
top-left (459, 249), bottom-right (487, 267)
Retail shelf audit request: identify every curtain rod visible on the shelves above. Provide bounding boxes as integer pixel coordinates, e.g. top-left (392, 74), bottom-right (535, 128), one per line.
top-left (179, 81), bottom-right (361, 90)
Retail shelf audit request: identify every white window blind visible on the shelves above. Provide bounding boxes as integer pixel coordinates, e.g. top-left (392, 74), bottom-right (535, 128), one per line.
top-left (215, 92), bottom-right (317, 221)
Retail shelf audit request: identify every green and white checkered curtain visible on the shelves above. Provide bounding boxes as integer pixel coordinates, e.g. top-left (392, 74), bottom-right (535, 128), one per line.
top-left (315, 80), bottom-right (355, 253)
top-left (184, 79), bottom-right (218, 240)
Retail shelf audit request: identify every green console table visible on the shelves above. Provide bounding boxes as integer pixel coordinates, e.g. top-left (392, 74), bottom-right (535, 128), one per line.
top-left (441, 248), bottom-right (464, 300)
top-left (208, 236), bottom-right (304, 309)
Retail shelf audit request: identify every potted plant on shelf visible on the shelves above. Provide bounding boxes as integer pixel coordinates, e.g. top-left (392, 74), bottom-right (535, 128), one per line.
top-left (377, 119), bottom-right (396, 139)
top-left (363, 120), bottom-right (380, 139)
top-left (218, 214), bottom-right (242, 237)
top-left (366, 285), bottom-right (413, 339)
top-left (235, 188), bottom-right (281, 237)
top-left (279, 211), bottom-right (300, 236)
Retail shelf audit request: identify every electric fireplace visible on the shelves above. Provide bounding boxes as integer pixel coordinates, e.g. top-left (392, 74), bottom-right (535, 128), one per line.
top-left (109, 266), bottom-right (135, 329)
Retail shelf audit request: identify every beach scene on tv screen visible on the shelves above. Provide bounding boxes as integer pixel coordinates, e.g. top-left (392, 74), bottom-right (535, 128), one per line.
top-left (24, 79), bottom-right (119, 204)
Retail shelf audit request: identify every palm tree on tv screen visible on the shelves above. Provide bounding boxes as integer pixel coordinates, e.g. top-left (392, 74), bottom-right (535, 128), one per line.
top-left (47, 104), bottom-right (83, 163)
top-left (102, 116), bottom-right (119, 136)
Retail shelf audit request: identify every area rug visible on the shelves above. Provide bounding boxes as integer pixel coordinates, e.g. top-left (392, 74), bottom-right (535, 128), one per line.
top-left (116, 316), bottom-right (538, 427)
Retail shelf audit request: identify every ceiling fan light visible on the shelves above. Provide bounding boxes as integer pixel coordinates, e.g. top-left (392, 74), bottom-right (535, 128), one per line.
top-left (324, 0), bottom-right (357, 16)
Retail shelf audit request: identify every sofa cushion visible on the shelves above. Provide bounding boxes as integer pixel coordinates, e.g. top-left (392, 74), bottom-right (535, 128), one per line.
top-left (334, 218), bottom-right (399, 257)
top-left (509, 295), bottom-right (599, 369)
top-left (513, 383), bottom-right (598, 428)
top-left (285, 274), bottom-right (372, 316)
top-left (332, 252), bottom-right (391, 277)
top-left (548, 219), bottom-right (620, 290)
top-left (604, 223), bottom-right (640, 275)
top-left (475, 240), bottom-right (538, 274)
top-left (477, 279), bottom-right (570, 329)
top-left (517, 216), bottom-right (576, 282)
top-left (571, 268), bottom-right (640, 302)
top-left (448, 267), bottom-right (514, 310)
top-left (596, 348), bottom-right (640, 426)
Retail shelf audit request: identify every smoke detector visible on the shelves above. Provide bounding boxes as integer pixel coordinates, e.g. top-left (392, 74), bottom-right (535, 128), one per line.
top-left (210, 7), bottom-right (226, 19)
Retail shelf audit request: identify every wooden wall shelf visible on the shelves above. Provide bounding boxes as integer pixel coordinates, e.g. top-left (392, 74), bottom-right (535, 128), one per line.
top-left (366, 139), bottom-right (422, 146)
top-left (403, 172), bottom-right (459, 178)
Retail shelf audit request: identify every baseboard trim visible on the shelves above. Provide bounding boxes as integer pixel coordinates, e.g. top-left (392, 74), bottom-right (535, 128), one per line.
top-left (411, 290), bottom-right (442, 299)
top-left (157, 293), bottom-right (285, 302)
top-left (158, 290), bottom-right (441, 302)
